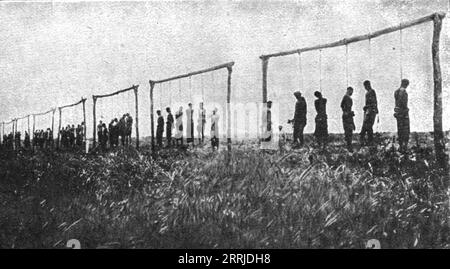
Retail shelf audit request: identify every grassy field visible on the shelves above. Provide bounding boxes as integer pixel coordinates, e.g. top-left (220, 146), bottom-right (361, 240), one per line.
top-left (0, 134), bottom-right (449, 249)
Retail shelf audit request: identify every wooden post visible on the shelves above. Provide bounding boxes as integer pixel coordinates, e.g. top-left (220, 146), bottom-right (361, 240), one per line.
top-left (82, 98), bottom-right (86, 146)
top-left (57, 108), bottom-right (62, 149)
top-left (234, 110), bottom-right (238, 140)
top-left (227, 66), bottom-right (232, 152)
top-left (149, 81), bottom-right (156, 152)
top-left (51, 109), bottom-right (55, 147)
top-left (12, 119), bottom-right (16, 150)
top-left (432, 13), bottom-right (447, 168)
top-left (261, 58), bottom-right (269, 142)
top-left (92, 96), bottom-right (97, 148)
top-left (32, 115), bottom-right (35, 149)
top-left (27, 115), bottom-right (30, 136)
top-left (134, 85), bottom-right (140, 149)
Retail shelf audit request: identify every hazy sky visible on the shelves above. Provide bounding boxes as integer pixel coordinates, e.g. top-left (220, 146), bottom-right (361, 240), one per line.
top-left (0, 0), bottom-right (449, 138)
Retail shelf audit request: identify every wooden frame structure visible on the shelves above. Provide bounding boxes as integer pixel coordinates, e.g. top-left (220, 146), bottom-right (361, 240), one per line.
top-left (57, 98), bottom-right (87, 149)
top-left (15, 114), bottom-right (31, 137)
top-left (32, 108), bottom-right (56, 147)
top-left (149, 62), bottom-right (235, 152)
top-left (92, 85), bottom-right (140, 149)
top-left (1, 119), bottom-right (15, 145)
top-left (260, 12), bottom-right (447, 165)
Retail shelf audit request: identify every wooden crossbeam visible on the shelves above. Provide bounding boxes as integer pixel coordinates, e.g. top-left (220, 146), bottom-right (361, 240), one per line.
top-left (93, 85), bottom-right (138, 99)
top-left (151, 62), bottom-right (235, 84)
top-left (58, 97), bottom-right (87, 110)
top-left (260, 12), bottom-right (446, 60)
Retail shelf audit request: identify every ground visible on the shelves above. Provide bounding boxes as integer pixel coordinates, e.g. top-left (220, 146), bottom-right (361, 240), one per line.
top-left (0, 133), bottom-right (449, 249)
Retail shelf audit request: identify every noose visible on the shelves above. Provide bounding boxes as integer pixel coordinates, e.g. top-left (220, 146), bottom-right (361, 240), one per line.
top-left (319, 49), bottom-right (323, 93)
top-left (189, 76), bottom-right (193, 102)
top-left (159, 83), bottom-right (163, 109)
top-left (168, 81), bottom-right (172, 109)
top-left (399, 25), bottom-right (403, 79)
top-left (368, 37), bottom-right (372, 80)
top-left (298, 52), bottom-right (303, 91)
top-left (345, 44), bottom-right (349, 88)
top-left (201, 74), bottom-right (205, 103)
top-left (368, 35), bottom-right (380, 133)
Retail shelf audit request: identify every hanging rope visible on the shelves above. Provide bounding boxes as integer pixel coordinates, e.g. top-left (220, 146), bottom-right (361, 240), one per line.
top-left (298, 52), bottom-right (303, 91)
top-left (319, 49), bottom-right (323, 93)
top-left (345, 44), bottom-right (349, 88)
top-left (399, 25), bottom-right (403, 79)
top-left (168, 81), bottom-right (172, 109)
top-left (368, 37), bottom-right (372, 80)
top-left (189, 76), bottom-right (193, 102)
top-left (159, 83), bottom-right (163, 109)
top-left (200, 74), bottom-right (204, 103)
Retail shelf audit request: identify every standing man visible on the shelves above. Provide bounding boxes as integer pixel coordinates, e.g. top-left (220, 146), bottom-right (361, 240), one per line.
top-left (186, 103), bottom-right (194, 145)
top-left (101, 123), bottom-right (109, 151)
top-left (210, 108), bottom-right (220, 151)
top-left (262, 101), bottom-right (273, 142)
top-left (360, 80), bottom-right (378, 146)
top-left (166, 107), bottom-right (174, 147)
top-left (197, 102), bottom-right (206, 144)
top-left (156, 110), bottom-right (164, 148)
top-left (97, 120), bottom-right (103, 147)
top-left (126, 113), bottom-right (133, 146)
top-left (108, 120), bottom-right (115, 149)
top-left (394, 79), bottom-right (410, 153)
top-left (313, 91), bottom-right (328, 150)
top-left (341, 87), bottom-right (356, 152)
top-left (24, 131), bottom-right (30, 149)
top-left (289, 91), bottom-right (307, 148)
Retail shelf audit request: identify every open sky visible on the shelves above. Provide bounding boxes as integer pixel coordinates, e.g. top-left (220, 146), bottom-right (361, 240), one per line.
top-left (1, 0), bottom-right (449, 138)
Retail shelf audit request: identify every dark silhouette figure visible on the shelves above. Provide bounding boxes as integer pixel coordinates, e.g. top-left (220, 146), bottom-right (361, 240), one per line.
top-left (360, 80), bottom-right (378, 146)
top-left (289, 91), bottom-right (307, 147)
top-left (166, 107), bottom-right (174, 147)
top-left (341, 87), bottom-right (356, 152)
top-left (314, 91), bottom-right (328, 150)
top-left (156, 110), bottom-right (164, 148)
top-left (394, 79), bottom-right (410, 153)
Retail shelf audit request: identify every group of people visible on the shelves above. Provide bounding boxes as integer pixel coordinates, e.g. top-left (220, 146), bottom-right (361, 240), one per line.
top-left (280, 79), bottom-right (410, 153)
top-left (59, 123), bottom-right (85, 149)
top-left (156, 102), bottom-right (221, 150)
top-left (1, 79), bottom-right (413, 154)
top-left (33, 129), bottom-right (54, 149)
top-left (97, 113), bottom-right (133, 150)
top-left (2, 131), bottom-right (27, 149)
top-left (1, 122), bottom-right (87, 151)
top-left (1, 129), bottom-right (53, 150)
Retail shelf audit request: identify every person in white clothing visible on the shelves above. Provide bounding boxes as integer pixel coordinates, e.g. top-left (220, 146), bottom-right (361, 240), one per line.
top-left (210, 108), bottom-right (220, 151)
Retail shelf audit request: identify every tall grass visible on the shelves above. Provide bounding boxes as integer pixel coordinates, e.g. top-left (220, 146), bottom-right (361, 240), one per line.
top-left (0, 140), bottom-right (448, 248)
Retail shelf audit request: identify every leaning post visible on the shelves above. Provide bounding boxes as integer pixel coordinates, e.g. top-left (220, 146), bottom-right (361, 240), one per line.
top-left (227, 65), bottom-right (233, 153)
top-left (431, 12), bottom-right (447, 170)
top-left (134, 85), bottom-right (140, 149)
top-left (149, 80), bottom-right (156, 152)
top-left (92, 96), bottom-right (97, 148)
